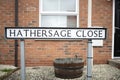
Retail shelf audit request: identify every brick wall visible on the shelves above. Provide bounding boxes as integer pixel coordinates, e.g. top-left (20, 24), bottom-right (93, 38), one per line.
top-left (0, 0), bottom-right (15, 65)
top-left (92, 0), bottom-right (112, 64)
top-left (0, 0), bottom-right (112, 66)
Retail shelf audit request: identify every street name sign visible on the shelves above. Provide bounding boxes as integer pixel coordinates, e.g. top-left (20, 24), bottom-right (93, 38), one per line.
top-left (5, 27), bottom-right (106, 40)
top-left (5, 27), bottom-right (107, 80)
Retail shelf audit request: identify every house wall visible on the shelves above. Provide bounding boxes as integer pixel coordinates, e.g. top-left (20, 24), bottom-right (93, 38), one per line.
top-left (0, 0), bottom-right (112, 66)
top-left (0, 0), bottom-right (15, 65)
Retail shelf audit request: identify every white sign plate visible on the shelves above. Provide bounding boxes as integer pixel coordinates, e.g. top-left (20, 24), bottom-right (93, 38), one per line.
top-left (5, 27), bottom-right (106, 40)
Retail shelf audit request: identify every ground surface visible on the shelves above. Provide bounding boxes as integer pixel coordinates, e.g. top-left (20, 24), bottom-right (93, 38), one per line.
top-left (0, 64), bottom-right (120, 80)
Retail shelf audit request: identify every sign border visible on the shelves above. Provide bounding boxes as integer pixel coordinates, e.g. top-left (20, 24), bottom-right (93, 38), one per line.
top-left (5, 27), bottom-right (107, 40)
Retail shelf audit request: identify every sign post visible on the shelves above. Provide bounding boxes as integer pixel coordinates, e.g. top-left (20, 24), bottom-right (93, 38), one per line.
top-left (20, 39), bottom-right (26, 80)
top-left (87, 39), bottom-right (92, 80)
top-left (5, 27), bottom-right (106, 80)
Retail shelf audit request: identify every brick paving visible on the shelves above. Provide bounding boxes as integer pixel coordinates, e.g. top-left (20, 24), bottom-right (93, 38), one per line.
top-left (0, 64), bottom-right (120, 80)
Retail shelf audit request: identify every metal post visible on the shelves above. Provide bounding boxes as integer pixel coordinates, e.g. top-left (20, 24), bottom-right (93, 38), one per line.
top-left (87, 39), bottom-right (92, 80)
top-left (20, 39), bottom-right (26, 80)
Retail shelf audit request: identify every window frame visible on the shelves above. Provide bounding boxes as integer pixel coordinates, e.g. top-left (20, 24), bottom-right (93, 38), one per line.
top-left (39, 0), bottom-right (79, 27)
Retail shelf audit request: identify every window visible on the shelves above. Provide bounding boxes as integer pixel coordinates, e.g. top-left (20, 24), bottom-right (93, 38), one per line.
top-left (39, 0), bottom-right (79, 27)
top-left (115, 0), bottom-right (120, 28)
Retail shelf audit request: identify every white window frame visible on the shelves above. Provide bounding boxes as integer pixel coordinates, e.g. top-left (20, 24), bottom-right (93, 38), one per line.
top-left (39, 0), bottom-right (79, 27)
